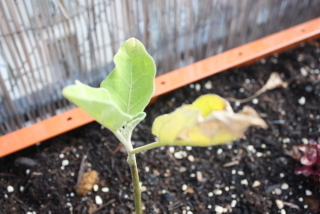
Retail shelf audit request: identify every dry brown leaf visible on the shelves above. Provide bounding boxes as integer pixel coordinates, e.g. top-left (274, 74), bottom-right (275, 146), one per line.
top-left (228, 72), bottom-right (288, 103)
top-left (75, 170), bottom-right (99, 196)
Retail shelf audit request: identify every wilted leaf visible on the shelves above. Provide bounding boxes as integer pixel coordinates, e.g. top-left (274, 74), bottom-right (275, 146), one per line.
top-left (152, 94), bottom-right (267, 147)
top-left (228, 72), bottom-right (288, 103)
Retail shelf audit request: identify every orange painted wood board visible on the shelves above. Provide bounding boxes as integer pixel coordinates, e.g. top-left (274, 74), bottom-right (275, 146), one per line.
top-left (1, 17), bottom-right (320, 157)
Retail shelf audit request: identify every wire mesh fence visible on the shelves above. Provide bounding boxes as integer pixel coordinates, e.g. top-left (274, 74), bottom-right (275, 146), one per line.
top-left (0, 0), bottom-right (319, 135)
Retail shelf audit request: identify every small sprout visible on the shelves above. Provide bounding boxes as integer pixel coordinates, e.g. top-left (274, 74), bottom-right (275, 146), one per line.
top-left (62, 38), bottom-right (268, 213)
top-left (293, 140), bottom-right (320, 176)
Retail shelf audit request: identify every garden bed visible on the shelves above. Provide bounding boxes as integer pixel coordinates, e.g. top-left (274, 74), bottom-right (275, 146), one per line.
top-left (1, 40), bottom-right (320, 214)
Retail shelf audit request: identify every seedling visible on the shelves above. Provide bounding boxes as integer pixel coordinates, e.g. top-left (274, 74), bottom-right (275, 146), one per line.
top-left (62, 38), bottom-right (267, 213)
top-left (294, 140), bottom-right (320, 176)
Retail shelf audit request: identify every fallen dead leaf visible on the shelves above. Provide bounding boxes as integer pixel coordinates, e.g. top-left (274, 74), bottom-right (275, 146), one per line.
top-left (228, 72), bottom-right (288, 103)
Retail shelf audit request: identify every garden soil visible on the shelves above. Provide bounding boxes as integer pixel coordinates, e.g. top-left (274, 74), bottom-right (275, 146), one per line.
top-left (1, 40), bottom-right (320, 214)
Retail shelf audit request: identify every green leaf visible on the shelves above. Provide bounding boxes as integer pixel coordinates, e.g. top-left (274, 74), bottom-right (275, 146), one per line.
top-left (122, 112), bottom-right (146, 141)
top-left (62, 81), bottom-right (132, 131)
top-left (101, 38), bottom-right (156, 116)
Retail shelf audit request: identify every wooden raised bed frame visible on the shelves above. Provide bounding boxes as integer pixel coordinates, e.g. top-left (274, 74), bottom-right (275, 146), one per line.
top-left (1, 17), bottom-right (320, 158)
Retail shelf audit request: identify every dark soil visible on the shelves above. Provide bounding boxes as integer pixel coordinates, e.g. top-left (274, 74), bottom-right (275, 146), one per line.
top-left (1, 40), bottom-right (320, 214)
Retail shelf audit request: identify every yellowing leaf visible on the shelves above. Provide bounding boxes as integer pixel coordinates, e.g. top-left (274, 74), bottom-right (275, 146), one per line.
top-left (192, 94), bottom-right (232, 116)
top-left (177, 106), bottom-right (267, 146)
top-left (152, 94), bottom-right (267, 147)
top-left (152, 105), bottom-right (200, 144)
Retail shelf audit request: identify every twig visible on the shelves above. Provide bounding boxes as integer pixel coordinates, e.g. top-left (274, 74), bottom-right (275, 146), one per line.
top-left (75, 155), bottom-right (87, 189)
top-left (91, 199), bottom-right (117, 214)
top-left (283, 201), bottom-right (301, 210)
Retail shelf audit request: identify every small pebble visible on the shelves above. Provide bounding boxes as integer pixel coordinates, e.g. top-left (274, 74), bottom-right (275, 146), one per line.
top-left (279, 173), bottom-right (285, 178)
top-left (182, 184), bottom-right (188, 191)
top-left (305, 85), bottom-right (313, 92)
top-left (252, 180), bottom-right (261, 188)
top-left (7, 186), bottom-right (14, 193)
top-left (256, 152), bottom-right (263, 157)
top-left (217, 148), bottom-right (223, 155)
top-left (276, 199), bottom-right (284, 209)
top-left (281, 183), bottom-right (289, 190)
top-left (214, 189), bottom-right (223, 195)
top-left (273, 188), bottom-right (282, 195)
top-left (179, 167), bottom-right (187, 173)
top-left (252, 99), bottom-right (259, 104)
top-left (237, 171), bottom-right (244, 176)
top-left (186, 146), bottom-right (192, 151)
top-left (204, 81), bottom-right (212, 90)
top-left (231, 200), bottom-right (237, 207)
top-left (141, 186), bottom-right (147, 192)
top-left (168, 147), bottom-right (175, 153)
top-left (215, 205), bottom-right (225, 213)
top-left (101, 187), bottom-right (109, 192)
top-left (306, 190), bottom-right (312, 196)
top-left (188, 155), bottom-right (195, 162)
top-left (20, 186), bottom-right (24, 192)
top-left (208, 192), bottom-right (214, 197)
top-left (174, 151), bottom-right (187, 159)
top-left (195, 83), bottom-right (201, 91)
top-left (14, 157), bottom-right (38, 167)
top-left (59, 154), bottom-right (65, 159)
top-left (281, 209), bottom-right (286, 214)
top-left (240, 179), bottom-right (248, 186)
top-left (298, 97), bottom-right (306, 105)
top-left (247, 145), bottom-right (255, 152)
top-left (95, 195), bottom-right (103, 205)
top-left (196, 171), bottom-right (203, 182)
top-left (271, 58), bottom-right (278, 64)
top-left (300, 67), bottom-right (308, 76)
top-left (302, 138), bottom-right (309, 144)
top-left (93, 184), bottom-right (99, 192)
top-left (62, 160), bottom-right (69, 166)
top-left (282, 138), bottom-right (290, 143)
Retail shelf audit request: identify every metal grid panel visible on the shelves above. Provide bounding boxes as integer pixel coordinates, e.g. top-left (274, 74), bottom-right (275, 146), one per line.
top-left (0, 0), bottom-right (319, 134)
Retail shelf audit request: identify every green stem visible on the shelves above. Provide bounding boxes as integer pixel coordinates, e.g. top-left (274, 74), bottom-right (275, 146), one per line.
top-left (114, 129), bottom-right (142, 213)
top-left (130, 142), bottom-right (161, 154)
top-left (127, 153), bottom-right (142, 214)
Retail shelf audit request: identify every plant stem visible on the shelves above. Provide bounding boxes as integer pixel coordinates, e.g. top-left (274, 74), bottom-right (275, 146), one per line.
top-left (127, 152), bottom-right (142, 214)
top-left (114, 129), bottom-right (142, 213)
top-left (130, 142), bottom-right (161, 154)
